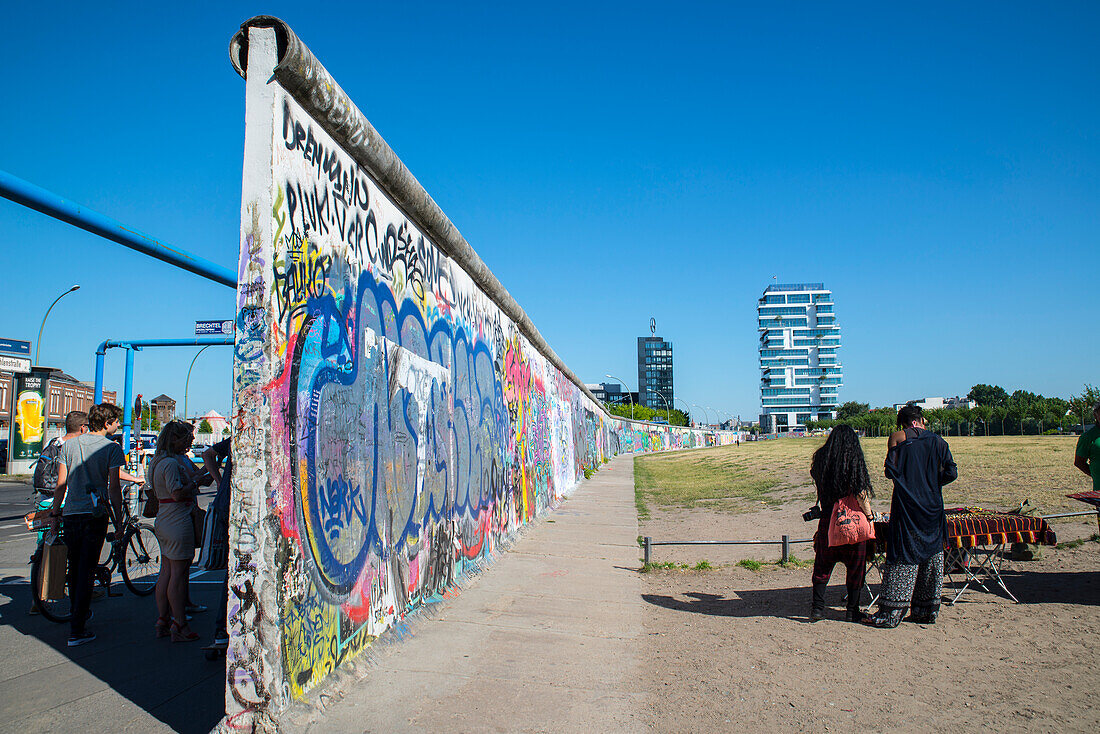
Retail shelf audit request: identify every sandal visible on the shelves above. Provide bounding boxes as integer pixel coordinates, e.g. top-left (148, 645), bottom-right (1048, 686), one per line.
top-left (155, 616), bottom-right (171, 638)
top-left (863, 608), bottom-right (905, 629)
top-left (170, 620), bottom-right (200, 643)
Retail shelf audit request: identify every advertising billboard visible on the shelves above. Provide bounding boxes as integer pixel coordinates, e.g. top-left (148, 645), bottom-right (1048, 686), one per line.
top-left (11, 371), bottom-right (49, 461)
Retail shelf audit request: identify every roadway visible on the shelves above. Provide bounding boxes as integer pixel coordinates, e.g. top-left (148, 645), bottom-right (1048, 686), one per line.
top-left (0, 478), bottom-right (219, 577)
top-left (0, 479), bottom-right (40, 577)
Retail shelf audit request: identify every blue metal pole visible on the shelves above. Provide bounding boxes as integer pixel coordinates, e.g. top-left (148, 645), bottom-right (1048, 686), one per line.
top-left (94, 342), bottom-right (107, 403)
top-left (0, 169), bottom-right (237, 289)
top-left (123, 347), bottom-right (135, 453)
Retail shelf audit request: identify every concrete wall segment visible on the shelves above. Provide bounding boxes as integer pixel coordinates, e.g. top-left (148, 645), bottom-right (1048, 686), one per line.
top-left (221, 19), bottom-right (740, 732)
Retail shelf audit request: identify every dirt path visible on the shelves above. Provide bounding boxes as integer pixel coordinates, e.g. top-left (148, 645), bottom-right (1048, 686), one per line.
top-left (640, 518), bottom-right (1100, 732)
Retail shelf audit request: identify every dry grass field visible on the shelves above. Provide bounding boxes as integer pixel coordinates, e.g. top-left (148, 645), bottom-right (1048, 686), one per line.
top-left (636, 435), bottom-right (1088, 516)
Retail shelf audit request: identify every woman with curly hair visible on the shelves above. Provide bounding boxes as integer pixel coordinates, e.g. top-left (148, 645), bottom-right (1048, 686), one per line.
top-left (808, 424), bottom-right (877, 623)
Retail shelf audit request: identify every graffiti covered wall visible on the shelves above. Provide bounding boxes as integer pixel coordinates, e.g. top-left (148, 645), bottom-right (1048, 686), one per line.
top-left (224, 19), bottom-right (737, 730)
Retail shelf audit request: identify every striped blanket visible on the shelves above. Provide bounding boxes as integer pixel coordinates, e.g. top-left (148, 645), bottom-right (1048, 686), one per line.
top-left (944, 508), bottom-right (1057, 549)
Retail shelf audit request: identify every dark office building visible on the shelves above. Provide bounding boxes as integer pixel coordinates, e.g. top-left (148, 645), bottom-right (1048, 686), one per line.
top-left (637, 336), bottom-right (674, 410)
top-left (587, 382), bottom-right (638, 407)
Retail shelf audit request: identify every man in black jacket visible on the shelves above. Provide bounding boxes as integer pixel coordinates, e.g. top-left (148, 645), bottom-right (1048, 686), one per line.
top-left (867, 404), bottom-right (957, 628)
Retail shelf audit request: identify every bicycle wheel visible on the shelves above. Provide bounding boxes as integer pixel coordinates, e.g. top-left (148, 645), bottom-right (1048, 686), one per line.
top-left (31, 551), bottom-right (73, 623)
top-left (121, 523), bottom-right (160, 596)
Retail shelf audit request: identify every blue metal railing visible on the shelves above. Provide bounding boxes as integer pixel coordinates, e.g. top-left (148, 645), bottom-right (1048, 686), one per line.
top-left (94, 337), bottom-right (234, 449)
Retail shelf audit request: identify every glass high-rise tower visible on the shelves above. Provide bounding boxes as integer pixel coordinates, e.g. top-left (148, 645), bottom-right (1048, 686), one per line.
top-left (758, 283), bottom-right (842, 433)
top-left (637, 336), bottom-right (674, 413)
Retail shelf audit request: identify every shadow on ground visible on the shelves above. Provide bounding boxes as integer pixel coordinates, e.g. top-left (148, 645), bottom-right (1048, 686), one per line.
top-left (0, 574), bottom-right (226, 733)
top-left (641, 568), bottom-right (1100, 622)
top-left (642, 585), bottom-right (809, 620)
top-left (997, 569), bottom-right (1100, 605)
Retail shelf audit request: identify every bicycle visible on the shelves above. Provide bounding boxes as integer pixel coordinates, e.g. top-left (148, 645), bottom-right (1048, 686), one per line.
top-left (27, 489), bottom-right (160, 623)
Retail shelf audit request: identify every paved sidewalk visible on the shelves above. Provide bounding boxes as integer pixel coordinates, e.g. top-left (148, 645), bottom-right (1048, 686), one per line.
top-left (303, 453), bottom-right (644, 733)
top-left (0, 487), bottom-right (227, 734)
top-left (0, 571), bottom-right (228, 734)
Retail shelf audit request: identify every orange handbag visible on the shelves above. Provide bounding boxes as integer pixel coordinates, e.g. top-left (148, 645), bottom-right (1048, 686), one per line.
top-left (827, 495), bottom-right (875, 546)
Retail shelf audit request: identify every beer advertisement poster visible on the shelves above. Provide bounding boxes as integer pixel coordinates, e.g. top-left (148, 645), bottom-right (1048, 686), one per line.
top-left (12, 371), bottom-right (48, 460)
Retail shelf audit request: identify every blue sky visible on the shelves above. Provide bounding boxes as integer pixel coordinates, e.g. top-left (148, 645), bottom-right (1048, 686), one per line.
top-left (2, 1), bottom-right (1097, 423)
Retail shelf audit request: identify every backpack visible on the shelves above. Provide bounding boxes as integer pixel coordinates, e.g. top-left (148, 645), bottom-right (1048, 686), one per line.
top-left (33, 438), bottom-right (63, 495)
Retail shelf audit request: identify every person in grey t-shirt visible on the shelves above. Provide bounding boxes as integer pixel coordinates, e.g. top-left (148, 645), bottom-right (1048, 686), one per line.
top-left (52, 403), bottom-right (125, 646)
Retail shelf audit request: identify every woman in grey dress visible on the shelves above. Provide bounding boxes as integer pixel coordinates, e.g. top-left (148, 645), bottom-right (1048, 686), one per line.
top-left (150, 421), bottom-right (204, 642)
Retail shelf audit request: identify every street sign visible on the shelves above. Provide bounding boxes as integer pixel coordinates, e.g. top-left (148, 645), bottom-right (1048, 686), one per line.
top-left (0, 354), bottom-right (32, 373)
top-left (195, 320), bottom-right (235, 336)
top-left (0, 338), bottom-right (31, 356)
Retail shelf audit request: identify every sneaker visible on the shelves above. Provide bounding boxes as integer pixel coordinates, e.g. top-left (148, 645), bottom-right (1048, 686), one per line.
top-left (67, 630), bottom-right (96, 647)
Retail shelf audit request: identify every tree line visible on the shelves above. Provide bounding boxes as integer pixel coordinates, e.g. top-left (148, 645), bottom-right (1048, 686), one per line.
top-left (602, 402), bottom-right (691, 427)
top-left (805, 383), bottom-right (1098, 437)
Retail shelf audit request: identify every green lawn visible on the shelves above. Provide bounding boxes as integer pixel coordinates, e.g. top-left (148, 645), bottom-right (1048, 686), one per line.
top-left (635, 435), bottom-right (1088, 516)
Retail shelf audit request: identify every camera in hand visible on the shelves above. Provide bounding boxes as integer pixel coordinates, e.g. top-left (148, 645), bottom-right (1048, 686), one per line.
top-left (188, 469), bottom-right (213, 490)
top-left (802, 505), bottom-right (823, 522)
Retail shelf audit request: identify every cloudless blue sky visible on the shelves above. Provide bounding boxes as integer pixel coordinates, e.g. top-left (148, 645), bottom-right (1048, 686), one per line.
top-left (2, 1), bottom-right (1097, 423)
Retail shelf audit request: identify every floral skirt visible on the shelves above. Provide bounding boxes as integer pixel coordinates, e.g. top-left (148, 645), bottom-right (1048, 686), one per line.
top-left (879, 551), bottom-right (943, 614)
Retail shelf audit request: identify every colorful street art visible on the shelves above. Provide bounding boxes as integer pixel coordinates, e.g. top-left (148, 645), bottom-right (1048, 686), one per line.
top-left (225, 66), bottom-right (737, 729)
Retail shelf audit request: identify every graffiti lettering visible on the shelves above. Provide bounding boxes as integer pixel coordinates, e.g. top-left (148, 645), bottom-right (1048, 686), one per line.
top-left (232, 90), bottom-right (741, 724)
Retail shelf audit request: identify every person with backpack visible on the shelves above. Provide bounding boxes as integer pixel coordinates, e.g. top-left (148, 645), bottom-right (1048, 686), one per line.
top-left (808, 425), bottom-right (878, 623)
top-left (51, 404), bottom-right (126, 646)
top-left (34, 411), bottom-right (88, 495)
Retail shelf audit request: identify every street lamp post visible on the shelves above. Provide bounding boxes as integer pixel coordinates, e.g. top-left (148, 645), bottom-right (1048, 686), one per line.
top-left (654, 390), bottom-right (671, 425)
top-left (34, 284), bottom-right (80, 366)
top-left (183, 345), bottom-right (213, 421)
top-left (605, 373), bottom-right (635, 420)
top-left (675, 397), bottom-right (693, 426)
top-left (693, 404), bottom-right (711, 428)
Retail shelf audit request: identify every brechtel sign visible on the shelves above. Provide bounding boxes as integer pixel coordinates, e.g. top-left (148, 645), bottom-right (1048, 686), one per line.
top-left (196, 320), bottom-right (235, 336)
